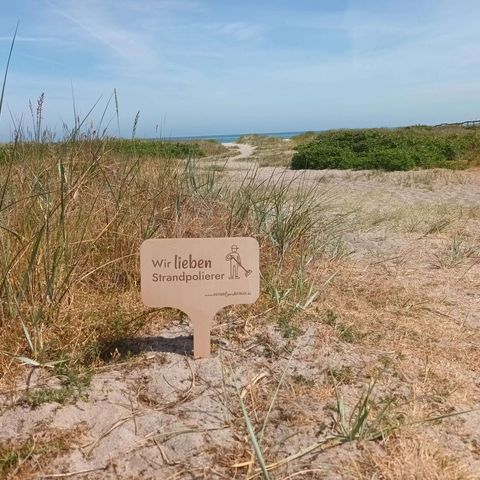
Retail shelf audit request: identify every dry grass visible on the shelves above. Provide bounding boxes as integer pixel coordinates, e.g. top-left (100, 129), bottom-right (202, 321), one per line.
top-left (0, 426), bottom-right (85, 479)
top-left (0, 144), bottom-right (187, 378)
top-left (0, 135), bottom-right (334, 387)
top-left (347, 435), bottom-right (476, 479)
top-left (1, 128), bottom-right (480, 478)
top-left (210, 246), bottom-right (480, 478)
top-left (191, 140), bottom-right (230, 157)
top-left (238, 135), bottom-right (295, 167)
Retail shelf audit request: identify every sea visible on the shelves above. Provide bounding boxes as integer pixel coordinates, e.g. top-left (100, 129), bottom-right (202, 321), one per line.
top-left (165, 131), bottom-right (314, 143)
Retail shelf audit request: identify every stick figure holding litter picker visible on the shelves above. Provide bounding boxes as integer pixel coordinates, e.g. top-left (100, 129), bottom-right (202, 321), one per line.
top-left (226, 245), bottom-right (252, 279)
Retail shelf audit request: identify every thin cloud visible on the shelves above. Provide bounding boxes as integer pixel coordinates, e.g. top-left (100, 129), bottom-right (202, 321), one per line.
top-left (217, 22), bottom-right (265, 41)
top-left (0, 36), bottom-right (58, 42)
top-left (119, 0), bottom-right (203, 14)
top-left (46, 0), bottom-right (158, 64)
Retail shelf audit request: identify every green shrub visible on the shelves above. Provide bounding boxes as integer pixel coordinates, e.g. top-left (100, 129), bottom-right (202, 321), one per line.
top-left (0, 138), bottom-right (207, 162)
top-left (368, 149), bottom-right (416, 171)
top-left (291, 143), bottom-right (354, 169)
top-left (108, 139), bottom-right (203, 158)
top-left (291, 126), bottom-right (479, 171)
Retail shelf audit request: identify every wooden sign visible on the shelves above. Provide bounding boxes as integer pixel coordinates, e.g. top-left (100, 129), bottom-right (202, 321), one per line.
top-left (140, 237), bottom-right (260, 358)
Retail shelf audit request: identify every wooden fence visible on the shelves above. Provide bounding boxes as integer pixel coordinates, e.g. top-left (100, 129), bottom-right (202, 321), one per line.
top-left (433, 119), bottom-right (480, 128)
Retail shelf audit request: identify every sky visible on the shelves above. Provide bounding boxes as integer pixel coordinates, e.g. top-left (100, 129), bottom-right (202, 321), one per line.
top-left (1, 0), bottom-right (480, 139)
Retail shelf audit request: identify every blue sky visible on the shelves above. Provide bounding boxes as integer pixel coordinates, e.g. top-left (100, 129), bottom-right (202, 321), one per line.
top-left (1, 0), bottom-right (480, 138)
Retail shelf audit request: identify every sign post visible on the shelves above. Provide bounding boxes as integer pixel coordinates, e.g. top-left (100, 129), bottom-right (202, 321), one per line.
top-left (140, 237), bottom-right (260, 358)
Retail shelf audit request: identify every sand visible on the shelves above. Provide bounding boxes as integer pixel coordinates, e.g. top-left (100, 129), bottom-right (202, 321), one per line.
top-left (1, 144), bottom-right (479, 479)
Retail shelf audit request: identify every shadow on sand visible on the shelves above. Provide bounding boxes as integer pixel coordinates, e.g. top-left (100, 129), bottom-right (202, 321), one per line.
top-left (102, 335), bottom-right (193, 360)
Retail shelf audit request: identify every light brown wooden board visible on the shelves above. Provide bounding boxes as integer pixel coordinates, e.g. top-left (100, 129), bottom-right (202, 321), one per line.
top-left (140, 237), bottom-right (260, 358)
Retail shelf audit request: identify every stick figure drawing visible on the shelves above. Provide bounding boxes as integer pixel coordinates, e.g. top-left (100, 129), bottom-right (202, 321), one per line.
top-left (225, 245), bottom-right (252, 279)
top-left (226, 245), bottom-right (241, 279)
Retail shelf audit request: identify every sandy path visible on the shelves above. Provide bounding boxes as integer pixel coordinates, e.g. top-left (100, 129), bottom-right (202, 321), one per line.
top-left (221, 142), bottom-right (256, 161)
top-left (229, 164), bottom-right (480, 208)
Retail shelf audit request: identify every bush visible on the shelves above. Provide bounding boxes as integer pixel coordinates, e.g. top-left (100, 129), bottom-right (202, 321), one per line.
top-left (368, 149), bottom-right (416, 171)
top-left (108, 139), bottom-right (204, 158)
top-left (291, 126), bottom-right (480, 171)
top-left (291, 144), bottom-right (354, 169)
